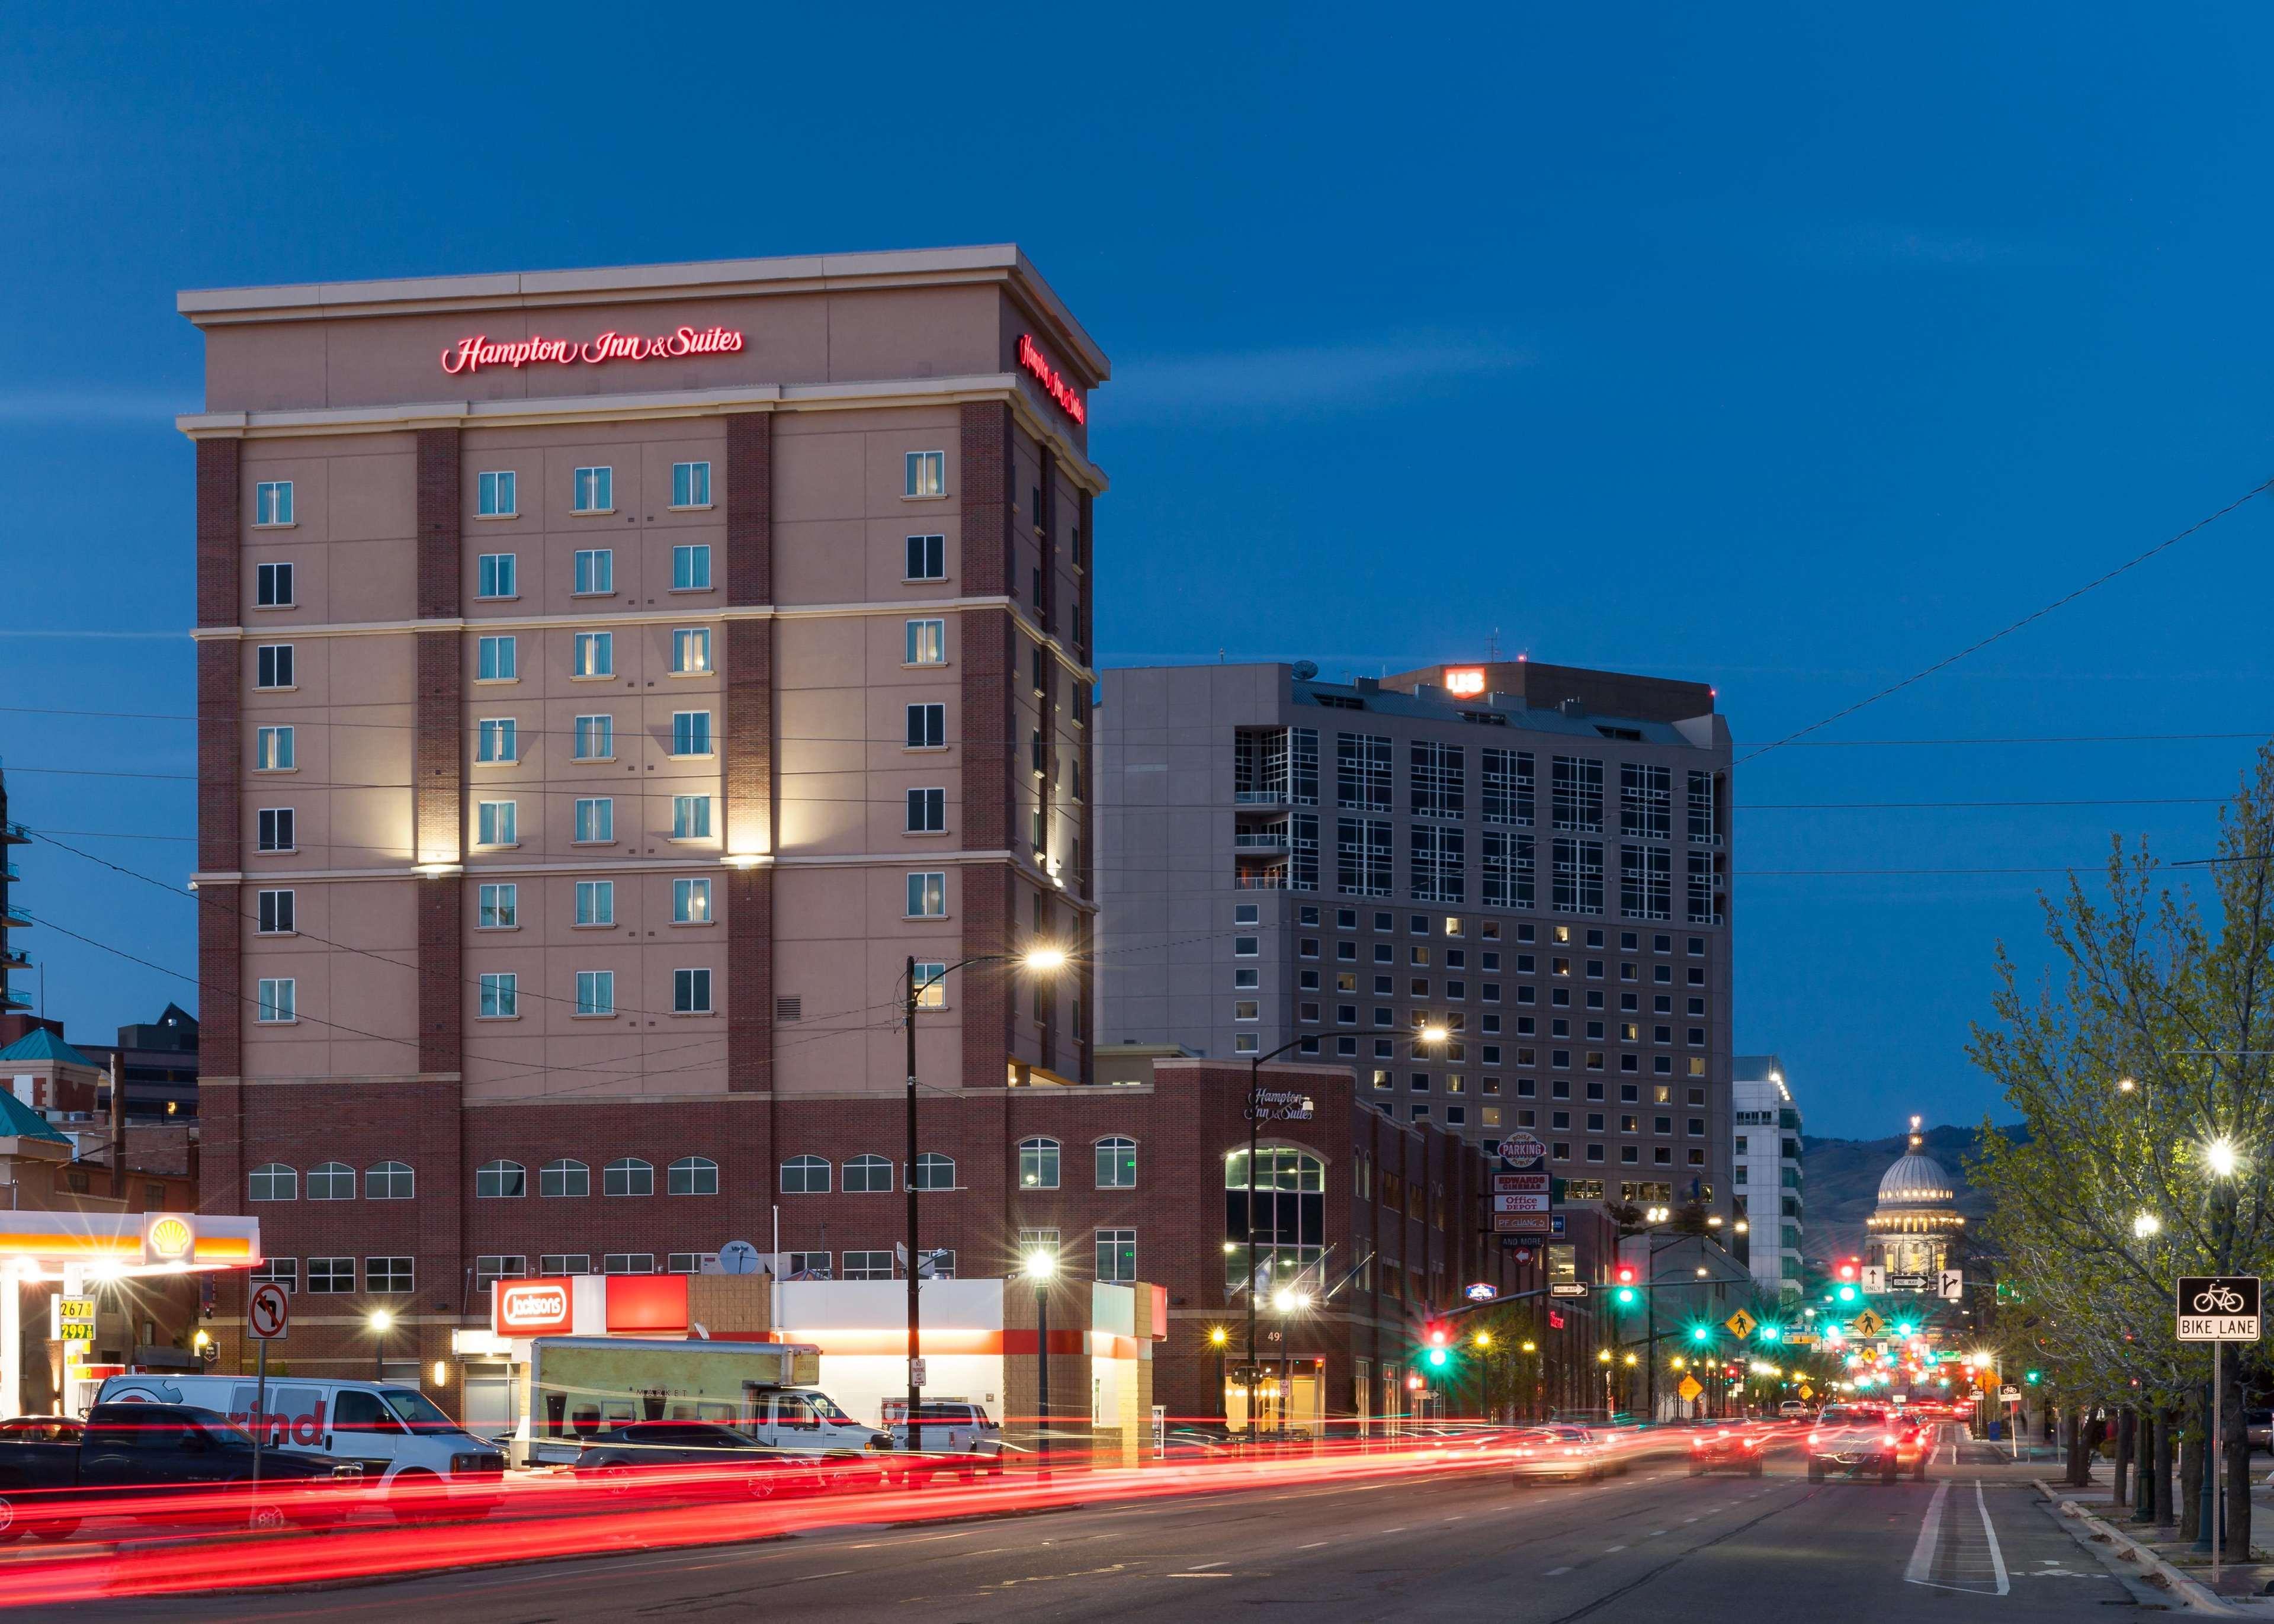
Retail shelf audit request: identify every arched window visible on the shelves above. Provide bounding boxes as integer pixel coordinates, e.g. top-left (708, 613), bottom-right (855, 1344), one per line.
top-left (912, 1152), bottom-right (956, 1191)
top-left (844, 1154), bottom-right (894, 1194)
top-left (248, 1163), bottom-right (296, 1202)
top-left (540, 1158), bottom-right (588, 1198)
top-left (307, 1161), bottom-right (355, 1201)
top-left (1223, 1147), bottom-right (1326, 1294)
top-left (476, 1160), bottom-right (525, 1199)
top-left (364, 1160), bottom-right (414, 1200)
top-left (781, 1155), bottom-right (830, 1194)
top-left (605, 1157), bottom-right (654, 1197)
top-left (1018, 1137), bottom-right (1060, 1190)
top-left (668, 1156), bottom-right (719, 1196)
top-left (1094, 1137), bottom-right (1137, 1189)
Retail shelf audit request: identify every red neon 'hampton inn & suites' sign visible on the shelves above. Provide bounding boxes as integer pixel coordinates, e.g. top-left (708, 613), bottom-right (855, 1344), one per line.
top-left (441, 325), bottom-right (746, 375)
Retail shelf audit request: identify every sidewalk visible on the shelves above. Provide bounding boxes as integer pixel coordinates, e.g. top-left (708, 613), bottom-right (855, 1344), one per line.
top-left (2051, 1472), bottom-right (2274, 1600)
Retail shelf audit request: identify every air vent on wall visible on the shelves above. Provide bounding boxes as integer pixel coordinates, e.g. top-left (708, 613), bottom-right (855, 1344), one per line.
top-left (775, 997), bottom-right (802, 1023)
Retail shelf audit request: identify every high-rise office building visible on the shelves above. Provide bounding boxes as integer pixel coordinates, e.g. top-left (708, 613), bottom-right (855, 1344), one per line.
top-left (1731, 1054), bottom-right (1802, 1296)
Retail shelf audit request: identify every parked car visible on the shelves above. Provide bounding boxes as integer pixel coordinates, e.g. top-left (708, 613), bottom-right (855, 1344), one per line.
top-left (2244, 1408), bottom-right (2271, 1453)
top-left (98, 1373), bottom-right (503, 1522)
top-left (573, 1420), bottom-right (883, 1500)
top-left (0, 1402), bottom-right (361, 1538)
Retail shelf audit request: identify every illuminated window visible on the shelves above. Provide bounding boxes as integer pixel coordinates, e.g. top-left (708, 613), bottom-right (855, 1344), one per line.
top-left (254, 726), bottom-right (294, 772)
top-left (673, 878), bottom-right (711, 925)
top-left (573, 466), bottom-right (613, 513)
top-left (906, 618), bottom-right (947, 665)
top-left (572, 631), bottom-right (613, 678)
top-left (671, 627), bottom-right (711, 675)
top-left (1018, 1138), bottom-right (1061, 1190)
top-left (254, 481), bottom-right (294, 527)
top-left (905, 450), bottom-right (946, 498)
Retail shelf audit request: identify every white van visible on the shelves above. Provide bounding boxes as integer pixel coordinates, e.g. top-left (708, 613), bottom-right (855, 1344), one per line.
top-left (96, 1373), bottom-right (505, 1519)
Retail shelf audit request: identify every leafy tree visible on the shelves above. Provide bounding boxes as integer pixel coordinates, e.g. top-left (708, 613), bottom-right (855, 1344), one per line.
top-left (1971, 744), bottom-right (2274, 1548)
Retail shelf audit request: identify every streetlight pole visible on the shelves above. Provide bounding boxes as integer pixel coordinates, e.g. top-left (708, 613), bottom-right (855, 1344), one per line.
top-left (1027, 1247), bottom-right (1056, 1481)
top-left (370, 1310), bottom-right (390, 1381)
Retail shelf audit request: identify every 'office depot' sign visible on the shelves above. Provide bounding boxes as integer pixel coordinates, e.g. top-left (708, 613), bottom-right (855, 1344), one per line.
top-left (495, 1280), bottom-right (575, 1336)
top-left (441, 325), bottom-right (746, 375)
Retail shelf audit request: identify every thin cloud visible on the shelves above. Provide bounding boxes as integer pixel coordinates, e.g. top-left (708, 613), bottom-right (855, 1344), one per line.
top-left (1108, 335), bottom-right (1532, 424)
top-left (0, 387), bottom-right (191, 425)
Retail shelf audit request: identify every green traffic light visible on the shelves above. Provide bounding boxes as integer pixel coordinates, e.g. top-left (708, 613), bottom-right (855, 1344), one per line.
top-left (1426, 1347), bottom-right (1449, 1369)
top-left (1757, 1325), bottom-right (1781, 1343)
top-left (2025, 1369), bottom-right (2041, 1385)
top-left (1893, 1322), bottom-right (1917, 1338)
top-left (1689, 1325), bottom-right (1711, 1343)
top-left (1835, 1284), bottom-right (1858, 1304)
top-left (1614, 1286), bottom-right (1639, 1308)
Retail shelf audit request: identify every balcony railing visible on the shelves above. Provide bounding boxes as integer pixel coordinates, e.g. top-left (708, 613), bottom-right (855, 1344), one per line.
top-left (1233, 872), bottom-right (1288, 890)
top-left (1233, 830), bottom-right (1288, 849)
top-left (1233, 790), bottom-right (1286, 805)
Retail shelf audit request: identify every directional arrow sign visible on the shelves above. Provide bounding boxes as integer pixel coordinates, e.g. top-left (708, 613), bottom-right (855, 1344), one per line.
top-left (1724, 1308), bottom-right (1757, 1340)
top-left (1850, 1308), bottom-right (1885, 1338)
top-left (1938, 1269), bottom-right (1964, 1301)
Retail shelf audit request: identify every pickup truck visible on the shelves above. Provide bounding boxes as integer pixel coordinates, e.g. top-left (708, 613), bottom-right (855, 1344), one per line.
top-left (0, 1402), bottom-right (363, 1538)
top-left (1805, 1402), bottom-right (1929, 1484)
top-left (881, 1398), bottom-right (1006, 1478)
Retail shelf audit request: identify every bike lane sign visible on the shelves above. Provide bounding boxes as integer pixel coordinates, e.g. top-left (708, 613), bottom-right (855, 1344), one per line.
top-left (2177, 1275), bottom-right (2260, 1341)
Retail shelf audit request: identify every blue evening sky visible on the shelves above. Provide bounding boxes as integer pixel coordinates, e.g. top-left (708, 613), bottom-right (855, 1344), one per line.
top-left (4, 5), bottom-right (2270, 1136)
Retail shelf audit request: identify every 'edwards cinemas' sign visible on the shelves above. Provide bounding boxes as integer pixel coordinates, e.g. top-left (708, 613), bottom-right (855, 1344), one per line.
top-left (442, 325), bottom-right (745, 375)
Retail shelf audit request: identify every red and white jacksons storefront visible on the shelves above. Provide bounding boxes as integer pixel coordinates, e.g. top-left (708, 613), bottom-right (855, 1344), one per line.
top-left (0, 1211), bottom-right (264, 1416)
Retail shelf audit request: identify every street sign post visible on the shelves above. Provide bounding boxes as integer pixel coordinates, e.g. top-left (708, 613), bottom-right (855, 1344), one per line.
top-left (909, 1356), bottom-right (927, 1390)
top-left (247, 1281), bottom-right (290, 1491)
top-left (1861, 1266), bottom-right (1885, 1294)
top-left (2176, 1274), bottom-right (2262, 1583)
top-left (1938, 1269), bottom-right (1964, 1301)
top-left (1549, 1282), bottom-right (1589, 1298)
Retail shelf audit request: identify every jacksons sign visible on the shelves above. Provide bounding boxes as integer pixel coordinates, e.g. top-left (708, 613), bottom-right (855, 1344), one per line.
top-left (1017, 333), bottom-right (1086, 425)
top-left (441, 325), bottom-right (746, 375)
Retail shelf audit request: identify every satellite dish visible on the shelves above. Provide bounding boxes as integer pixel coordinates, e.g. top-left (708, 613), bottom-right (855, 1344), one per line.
top-left (1291, 660), bottom-right (1319, 680)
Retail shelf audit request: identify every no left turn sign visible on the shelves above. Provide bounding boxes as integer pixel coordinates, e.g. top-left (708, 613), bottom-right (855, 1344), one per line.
top-left (248, 1282), bottom-right (290, 1341)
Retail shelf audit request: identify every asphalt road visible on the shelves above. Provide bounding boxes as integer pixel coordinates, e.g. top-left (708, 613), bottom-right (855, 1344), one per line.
top-left (47, 1436), bottom-right (2138, 1622)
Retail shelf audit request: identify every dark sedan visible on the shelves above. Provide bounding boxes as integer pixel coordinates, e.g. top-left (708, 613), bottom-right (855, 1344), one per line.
top-left (573, 1421), bottom-right (883, 1500)
top-left (1687, 1423), bottom-right (1768, 1477)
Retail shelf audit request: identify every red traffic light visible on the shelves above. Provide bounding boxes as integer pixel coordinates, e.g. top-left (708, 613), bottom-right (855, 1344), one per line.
top-left (1836, 1257), bottom-right (1861, 1283)
top-left (1426, 1325), bottom-right (1448, 1347)
top-left (1612, 1264), bottom-right (1638, 1286)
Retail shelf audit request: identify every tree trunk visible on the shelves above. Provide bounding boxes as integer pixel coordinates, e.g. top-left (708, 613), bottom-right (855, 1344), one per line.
top-left (2067, 1408), bottom-right (2095, 1488)
top-left (2180, 1425), bottom-right (2202, 1541)
top-left (2113, 1407), bottom-right (2135, 1507)
top-left (2224, 1375), bottom-right (2252, 1561)
top-left (2153, 1408), bottom-right (2177, 1529)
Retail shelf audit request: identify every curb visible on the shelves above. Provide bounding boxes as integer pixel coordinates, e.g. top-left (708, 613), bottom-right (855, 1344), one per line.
top-left (2036, 1478), bottom-right (2241, 1614)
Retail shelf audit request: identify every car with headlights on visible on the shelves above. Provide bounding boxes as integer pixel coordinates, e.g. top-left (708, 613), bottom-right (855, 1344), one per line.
top-left (1510, 1425), bottom-right (1611, 1484)
top-left (1805, 1403), bottom-right (1928, 1484)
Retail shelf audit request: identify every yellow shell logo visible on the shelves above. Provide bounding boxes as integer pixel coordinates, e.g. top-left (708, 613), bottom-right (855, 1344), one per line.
top-left (148, 1217), bottom-right (193, 1258)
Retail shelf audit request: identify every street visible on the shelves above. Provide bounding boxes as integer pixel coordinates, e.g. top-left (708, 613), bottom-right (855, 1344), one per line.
top-left (46, 1436), bottom-right (2133, 1622)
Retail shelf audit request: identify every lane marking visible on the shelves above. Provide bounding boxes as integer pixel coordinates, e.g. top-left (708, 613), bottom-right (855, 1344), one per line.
top-left (1904, 1479), bottom-right (1951, 1588)
top-left (1605, 1543), bottom-right (1627, 1552)
top-left (1974, 1479), bottom-right (2010, 1597)
top-left (1545, 1565), bottom-right (1573, 1576)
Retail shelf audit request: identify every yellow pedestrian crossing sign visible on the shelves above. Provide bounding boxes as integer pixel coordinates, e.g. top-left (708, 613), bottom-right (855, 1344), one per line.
top-left (1678, 1375), bottom-right (1704, 1402)
top-left (1724, 1308), bottom-right (1757, 1340)
top-left (1851, 1309), bottom-right (1885, 1338)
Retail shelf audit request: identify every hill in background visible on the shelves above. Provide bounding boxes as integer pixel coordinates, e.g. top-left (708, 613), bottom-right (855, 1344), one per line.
top-left (1797, 1120), bottom-right (2027, 1265)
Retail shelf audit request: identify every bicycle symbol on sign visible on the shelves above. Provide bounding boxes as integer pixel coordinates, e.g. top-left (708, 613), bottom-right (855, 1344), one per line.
top-left (2193, 1283), bottom-right (2247, 1315)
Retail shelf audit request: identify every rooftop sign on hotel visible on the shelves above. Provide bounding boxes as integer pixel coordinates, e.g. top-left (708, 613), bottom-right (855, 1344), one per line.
top-left (441, 325), bottom-right (746, 375)
top-left (1018, 333), bottom-right (1086, 425)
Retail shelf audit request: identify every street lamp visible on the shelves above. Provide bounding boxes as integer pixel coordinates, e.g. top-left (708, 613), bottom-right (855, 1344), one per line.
top-left (1025, 1247), bottom-right (1056, 1479)
top-left (368, 1309), bottom-right (393, 1379)
top-left (902, 946), bottom-right (1068, 1434)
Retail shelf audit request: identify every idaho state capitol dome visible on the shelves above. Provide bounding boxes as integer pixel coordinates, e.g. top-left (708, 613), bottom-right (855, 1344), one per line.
top-left (1865, 1116), bottom-right (1964, 1278)
top-left (1877, 1145), bottom-right (1956, 1208)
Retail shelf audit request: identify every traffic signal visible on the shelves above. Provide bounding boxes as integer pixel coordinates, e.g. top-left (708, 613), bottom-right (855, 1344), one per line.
top-left (1688, 1324), bottom-right (1711, 1344)
top-left (2025, 1369), bottom-right (2042, 1385)
top-left (1891, 1320), bottom-right (1918, 1339)
top-left (1836, 1258), bottom-right (1861, 1283)
top-left (1756, 1323), bottom-right (1782, 1343)
top-left (1425, 1325), bottom-right (1451, 1370)
top-left (1611, 1263), bottom-right (1640, 1308)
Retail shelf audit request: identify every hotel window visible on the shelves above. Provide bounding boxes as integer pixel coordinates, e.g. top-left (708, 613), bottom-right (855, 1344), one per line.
top-left (1552, 838), bottom-right (1604, 914)
top-left (780, 1156), bottom-right (830, 1195)
top-left (907, 788), bottom-right (946, 833)
top-left (573, 714), bottom-right (614, 760)
top-left (477, 882), bottom-right (517, 929)
top-left (906, 534), bottom-right (946, 580)
top-left (479, 972), bottom-right (517, 1018)
top-left (477, 470), bottom-right (517, 517)
top-left (1620, 845), bottom-right (1671, 920)
top-left (1410, 824), bottom-right (1464, 904)
top-left (1096, 1229), bottom-right (1137, 1284)
top-left (671, 460), bottom-right (711, 508)
top-left (540, 1159), bottom-right (589, 1198)
top-left (906, 871), bottom-right (946, 917)
top-left (1550, 756), bottom-right (1603, 832)
top-left (573, 466), bottom-right (613, 513)
top-left (252, 1258), bottom-right (299, 1294)
top-left (255, 561), bottom-right (294, 607)
top-left (575, 970), bottom-right (615, 1016)
top-left (1620, 763), bottom-right (1671, 839)
top-left (669, 1156), bottom-right (719, 1196)
top-left (1337, 817), bottom-right (1393, 897)
top-left (670, 627), bottom-right (710, 675)
top-left (255, 888), bottom-right (295, 935)
top-left (573, 548), bottom-right (614, 595)
top-left (254, 725), bottom-right (294, 772)
top-left (307, 1257), bottom-right (354, 1294)
top-left (844, 1154), bottom-right (893, 1193)
top-left (671, 795), bottom-right (712, 839)
top-left (573, 631), bottom-right (613, 678)
top-left (248, 1163), bottom-right (297, 1202)
top-left (672, 711), bottom-right (713, 757)
top-left (605, 1157), bottom-right (655, 1196)
top-left (477, 634), bottom-right (517, 681)
top-left (912, 962), bottom-right (947, 1009)
top-left (674, 968), bottom-right (713, 1014)
top-left (1336, 733), bottom-right (1393, 810)
top-left (573, 797), bottom-right (614, 844)
top-left (255, 644), bottom-right (294, 689)
top-left (256, 808), bottom-right (294, 852)
top-left (1018, 1137), bottom-right (1061, 1190)
top-left (473, 1257), bottom-right (525, 1298)
top-left (365, 1160), bottom-right (414, 1199)
top-left (476, 718), bottom-right (516, 765)
top-left (476, 800), bottom-right (517, 848)
top-left (672, 544), bottom-right (713, 590)
top-left (906, 702), bottom-right (945, 749)
top-left (477, 553), bottom-right (517, 599)
top-left (575, 880), bottom-right (614, 927)
top-left (254, 481), bottom-right (293, 526)
top-left (905, 450), bottom-right (945, 498)
top-left (1410, 740), bottom-right (1464, 819)
top-left (1234, 1000), bottom-right (1260, 1020)
top-left (673, 877), bottom-right (711, 924)
top-left (255, 977), bottom-right (296, 1023)
top-left (905, 618), bottom-right (946, 666)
